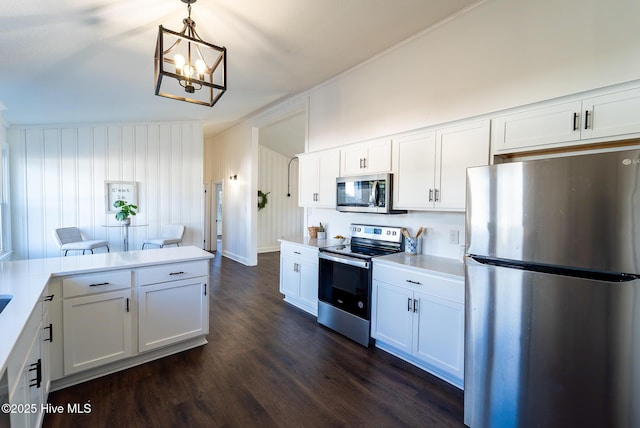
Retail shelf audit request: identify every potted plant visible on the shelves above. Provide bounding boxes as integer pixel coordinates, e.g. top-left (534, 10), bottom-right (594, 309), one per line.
top-left (317, 222), bottom-right (327, 240)
top-left (113, 199), bottom-right (137, 225)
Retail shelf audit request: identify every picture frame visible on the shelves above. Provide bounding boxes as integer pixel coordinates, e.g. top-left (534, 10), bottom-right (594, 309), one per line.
top-left (105, 181), bottom-right (138, 213)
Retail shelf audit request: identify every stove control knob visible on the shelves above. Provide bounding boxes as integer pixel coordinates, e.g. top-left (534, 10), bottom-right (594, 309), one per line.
top-left (358, 301), bottom-right (364, 309)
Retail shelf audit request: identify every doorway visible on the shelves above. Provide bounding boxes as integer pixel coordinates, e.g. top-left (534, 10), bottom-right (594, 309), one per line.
top-left (215, 182), bottom-right (222, 252)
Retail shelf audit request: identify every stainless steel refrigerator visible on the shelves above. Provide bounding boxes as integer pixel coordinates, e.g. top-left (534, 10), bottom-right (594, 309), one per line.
top-left (464, 149), bottom-right (640, 428)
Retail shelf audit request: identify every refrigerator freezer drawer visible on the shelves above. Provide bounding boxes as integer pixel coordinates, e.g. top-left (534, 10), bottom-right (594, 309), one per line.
top-left (464, 257), bottom-right (640, 428)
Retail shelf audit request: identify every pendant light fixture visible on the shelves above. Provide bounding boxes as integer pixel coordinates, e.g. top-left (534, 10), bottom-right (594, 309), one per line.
top-left (154, 0), bottom-right (227, 107)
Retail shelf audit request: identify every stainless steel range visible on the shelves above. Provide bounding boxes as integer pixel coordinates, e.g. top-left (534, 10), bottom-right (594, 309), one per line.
top-left (318, 224), bottom-right (404, 347)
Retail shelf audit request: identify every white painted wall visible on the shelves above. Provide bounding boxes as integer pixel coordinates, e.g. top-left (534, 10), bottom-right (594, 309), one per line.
top-left (307, 0), bottom-right (640, 151)
top-left (257, 146), bottom-right (303, 252)
top-left (205, 123), bottom-right (257, 265)
top-left (8, 121), bottom-right (204, 260)
top-left (205, 0), bottom-right (640, 262)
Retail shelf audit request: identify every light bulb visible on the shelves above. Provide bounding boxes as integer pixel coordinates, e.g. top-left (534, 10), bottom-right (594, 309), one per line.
top-left (183, 64), bottom-right (194, 78)
top-left (174, 54), bottom-right (185, 74)
top-left (195, 59), bottom-right (206, 75)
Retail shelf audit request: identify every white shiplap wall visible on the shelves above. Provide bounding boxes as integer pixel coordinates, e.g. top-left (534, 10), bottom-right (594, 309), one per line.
top-left (9, 121), bottom-right (204, 260)
top-left (257, 145), bottom-right (302, 252)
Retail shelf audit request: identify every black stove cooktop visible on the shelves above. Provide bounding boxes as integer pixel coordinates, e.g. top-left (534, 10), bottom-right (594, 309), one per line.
top-left (319, 223), bottom-right (404, 260)
top-left (320, 243), bottom-right (400, 259)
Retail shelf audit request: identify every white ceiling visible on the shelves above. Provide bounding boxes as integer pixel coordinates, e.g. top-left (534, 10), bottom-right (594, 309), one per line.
top-left (0, 0), bottom-right (477, 138)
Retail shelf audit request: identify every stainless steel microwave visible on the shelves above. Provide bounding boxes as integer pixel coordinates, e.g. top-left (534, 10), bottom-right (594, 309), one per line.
top-left (336, 173), bottom-right (406, 214)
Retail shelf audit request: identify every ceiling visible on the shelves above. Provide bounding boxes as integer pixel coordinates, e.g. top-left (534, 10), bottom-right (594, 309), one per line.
top-left (0, 0), bottom-right (478, 138)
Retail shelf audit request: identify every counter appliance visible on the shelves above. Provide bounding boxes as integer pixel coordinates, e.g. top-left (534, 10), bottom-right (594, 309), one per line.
top-left (465, 149), bottom-right (640, 428)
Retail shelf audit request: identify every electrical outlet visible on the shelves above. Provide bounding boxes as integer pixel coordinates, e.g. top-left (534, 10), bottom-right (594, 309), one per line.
top-left (449, 229), bottom-right (460, 245)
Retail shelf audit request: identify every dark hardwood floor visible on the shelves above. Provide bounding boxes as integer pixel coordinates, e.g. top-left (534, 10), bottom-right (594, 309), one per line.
top-left (44, 251), bottom-right (464, 427)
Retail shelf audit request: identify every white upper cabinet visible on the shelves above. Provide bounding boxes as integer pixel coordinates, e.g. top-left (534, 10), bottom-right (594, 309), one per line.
top-left (581, 88), bottom-right (640, 140)
top-left (435, 120), bottom-right (491, 210)
top-left (393, 130), bottom-right (437, 210)
top-left (491, 101), bottom-right (582, 152)
top-left (393, 120), bottom-right (490, 211)
top-left (298, 149), bottom-right (340, 207)
top-left (493, 86), bottom-right (640, 154)
top-left (340, 139), bottom-right (392, 176)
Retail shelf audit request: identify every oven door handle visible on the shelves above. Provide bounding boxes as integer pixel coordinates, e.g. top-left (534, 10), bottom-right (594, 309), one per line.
top-left (319, 252), bottom-right (370, 269)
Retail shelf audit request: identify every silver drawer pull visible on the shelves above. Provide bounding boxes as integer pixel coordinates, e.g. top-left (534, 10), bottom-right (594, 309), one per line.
top-left (89, 282), bottom-right (110, 287)
top-left (169, 271), bottom-right (185, 275)
top-left (293, 251), bottom-right (301, 254)
top-left (406, 279), bottom-right (422, 285)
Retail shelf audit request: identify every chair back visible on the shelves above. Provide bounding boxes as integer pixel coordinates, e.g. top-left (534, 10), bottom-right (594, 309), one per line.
top-left (162, 224), bottom-right (185, 240)
top-left (54, 227), bottom-right (84, 246)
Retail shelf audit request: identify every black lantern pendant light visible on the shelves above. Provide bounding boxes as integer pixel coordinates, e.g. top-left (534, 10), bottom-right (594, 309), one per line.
top-left (154, 0), bottom-right (227, 106)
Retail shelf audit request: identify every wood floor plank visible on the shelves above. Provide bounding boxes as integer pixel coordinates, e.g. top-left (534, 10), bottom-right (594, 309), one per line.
top-left (44, 251), bottom-right (464, 427)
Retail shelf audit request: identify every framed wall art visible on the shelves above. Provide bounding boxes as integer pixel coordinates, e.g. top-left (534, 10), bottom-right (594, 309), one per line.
top-left (105, 181), bottom-right (138, 213)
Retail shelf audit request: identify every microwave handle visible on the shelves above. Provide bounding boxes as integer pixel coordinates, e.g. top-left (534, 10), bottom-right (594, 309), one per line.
top-left (371, 180), bottom-right (379, 206)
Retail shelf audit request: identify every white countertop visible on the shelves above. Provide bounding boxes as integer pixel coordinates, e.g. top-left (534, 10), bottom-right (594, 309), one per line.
top-left (374, 253), bottom-right (465, 279)
top-left (278, 237), bottom-right (343, 249)
top-left (0, 246), bottom-right (214, 375)
top-left (279, 237), bottom-right (464, 278)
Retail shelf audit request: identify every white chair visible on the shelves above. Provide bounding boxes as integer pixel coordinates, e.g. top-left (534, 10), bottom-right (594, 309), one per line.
top-left (142, 225), bottom-right (185, 249)
top-left (54, 227), bottom-right (110, 256)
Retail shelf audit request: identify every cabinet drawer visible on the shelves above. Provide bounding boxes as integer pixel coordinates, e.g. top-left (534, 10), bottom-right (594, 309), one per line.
top-left (280, 243), bottom-right (318, 264)
top-left (63, 271), bottom-right (131, 298)
top-left (137, 261), bottom-right (208, 286)
top-left (373, 264), bottom-right (463, 303)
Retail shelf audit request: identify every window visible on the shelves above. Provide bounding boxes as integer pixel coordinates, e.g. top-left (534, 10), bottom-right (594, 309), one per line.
top-left (0, 134), bottom-right (11, 260)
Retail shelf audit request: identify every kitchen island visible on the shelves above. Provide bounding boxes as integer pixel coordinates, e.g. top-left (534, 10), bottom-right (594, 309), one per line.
top-left (0, 246), bottom-right (213, 427)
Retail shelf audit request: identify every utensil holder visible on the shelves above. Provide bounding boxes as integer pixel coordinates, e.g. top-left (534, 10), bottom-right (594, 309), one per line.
top-left (317, 231), bottom-right (327, 240)
top-left (405, 237), bottom-right (417, 255)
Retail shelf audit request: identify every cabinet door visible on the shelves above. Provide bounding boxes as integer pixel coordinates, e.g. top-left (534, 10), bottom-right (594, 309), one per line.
top-left (340, 144), bottom-right (366, 176)
top-left (298, 149), bottom-right (339, 207)
top-left (435, 120), bottom-right (490, 211)
top-left (298, 154), bottom-right (319, 206)
top-left (63, 289), bottom-right (132, 374)
top-left (491, 101), bottom-right (582, 153)
top-left (371, 280), bottom-right (413, 354)
top-left (582, 87), bottom-right (640, 140)
top-left (298, 260), bottom-right (318, 315)
top-left (279, 254), bottom-right (300, 297)
top-left (363, 139), bottom-right (392, 173)
top-left (138, 277), bottom-right (208, 352)
top-left (393, 131), bottom-right (436, 209)
top-left (316, 149), bottom-right (340, 207)
top-left (9, 320), bottom-right (43, 428)
top-left (413, 290), bottom-right (464, 383)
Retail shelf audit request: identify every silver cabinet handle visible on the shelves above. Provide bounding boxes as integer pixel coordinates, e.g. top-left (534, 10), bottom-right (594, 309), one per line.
top-left (407, 297), bottom-right (412, 312)
top-left (428, 189), bottom-right (433, 202)
top-left (434, 189), bottom-right (440, 202)
top-left (169, 271), bottom-right (185, 275)
top-left (413, 299), bottom-right (418, 313)
top-left (406, 279), bottom-right (422, 285)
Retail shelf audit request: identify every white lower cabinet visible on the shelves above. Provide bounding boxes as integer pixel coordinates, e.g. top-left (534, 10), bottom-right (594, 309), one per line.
top-left (138, 276), bottom-right (208, 353)
top-left (63, 289), bottom-right (133, 374)
top-left (279, 241), bottom-right (318, 316)
top-left (7, 290), bottom-right (51, 428)
top-left (372, 262), bottom-right (464, 388)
